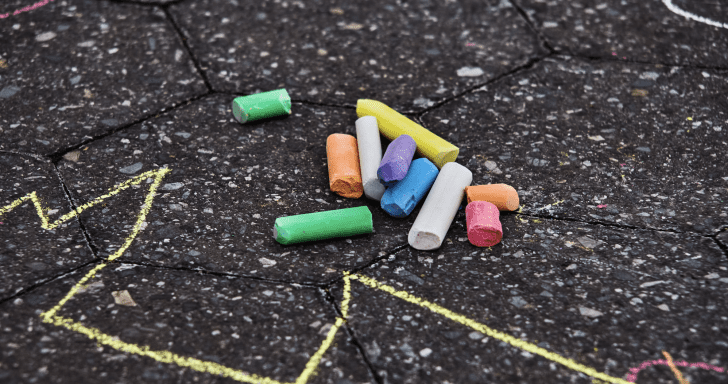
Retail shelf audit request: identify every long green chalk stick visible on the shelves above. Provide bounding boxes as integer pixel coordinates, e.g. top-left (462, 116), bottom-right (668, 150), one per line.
top-left (273, 206), bottom-right (373, 245)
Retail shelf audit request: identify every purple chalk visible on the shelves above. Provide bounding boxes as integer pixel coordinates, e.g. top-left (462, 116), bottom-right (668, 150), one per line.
top-left (377, 134), bottom-right (416, 187)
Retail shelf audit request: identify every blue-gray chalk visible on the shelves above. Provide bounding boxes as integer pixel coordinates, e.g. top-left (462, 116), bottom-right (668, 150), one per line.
top-left (381, 158), bottom-right (439, 218)
top-left (377, 134), bottom-right (417, 187)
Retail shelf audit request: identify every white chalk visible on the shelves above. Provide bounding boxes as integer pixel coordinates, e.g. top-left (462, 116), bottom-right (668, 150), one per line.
top-left (661, 0), bottom-right (728, 30)
top-left (355, 116), bottom-right (386, 201)
top-left (408, 162), bottom-right (472, 250)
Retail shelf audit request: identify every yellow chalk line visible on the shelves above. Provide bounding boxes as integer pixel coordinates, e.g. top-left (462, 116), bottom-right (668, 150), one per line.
top-left (47, 314), bottom-right (284, 384)
top-left (3, 170), bottom-right (634, 384)
top-left (41, 168), bottom-right (171, 321)
top-left (1, 167), bottom-right (327, 384)
top-left (294, 273), bottom-right (353, 384)
top-left (663, 351), bottom-right (690, 384)
top-left (350, 273), bottom-right (632, 384)
top-left (0, 168), bottom-right (169, 230)
top-left (0, 192), bottom-right (47, 227)
top-left (340, 271), bottom-right (353, 318)
top-left (294, 317), bottom-right (345, 384)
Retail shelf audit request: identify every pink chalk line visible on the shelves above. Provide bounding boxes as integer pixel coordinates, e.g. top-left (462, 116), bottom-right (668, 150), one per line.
top-left (0, 0), bottom-right (54, 19)
top-left (626, 359), bottom-right (725, 382)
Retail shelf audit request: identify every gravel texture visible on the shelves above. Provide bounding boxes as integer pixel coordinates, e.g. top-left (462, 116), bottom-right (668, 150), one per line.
top-left (512, 0), bottom-right (728, 67)
top-left (56, 94), bottom-right (410, 285)
top-left (0, 154), bottom-right (94, 302)
top-left (422, 56), bottom-right (728, 234)
top-left (331, 216), bottom-right (728, 383)
top-left (1, 0), bottom-right (727, 383)
top-left (169, 0), bottom-right (545, 112)
top-left (0, 0), bottom-right (206, 155)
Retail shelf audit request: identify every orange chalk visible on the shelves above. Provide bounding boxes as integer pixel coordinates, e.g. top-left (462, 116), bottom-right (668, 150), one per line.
top-left (465, 184), bottom-right (519, 211)
top-left (327, 134), bottom-right (364, 198)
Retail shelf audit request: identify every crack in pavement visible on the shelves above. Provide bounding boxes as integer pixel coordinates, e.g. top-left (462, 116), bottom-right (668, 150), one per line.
top-left (566, 53), bottom-right (728, 71)
top-left (163, 5), bottom-right (214, 92)
top-left (503, 3), bottom-right (728, 71)
top-left (0, 259), bottom-right (100, 306)
top-left (291, 99), bottom-right (357, 110)
top-left (518, 208), bottom-right (726, 239)
top-left (319, 287), bottom-right (385, 384)
top-left (321, 243), bottom-right (410, 288)
top-left (507, 0), bottom-right (557, 54)
top-left (710, 234), bottom-right (728, 259)
top-left (107, 259), bottom-right (325, 287)
top-left (52, 163), bottom-right (102, 258)
top-left (47, 91), bottom-right (211, 162)
top-left (0, 150), bottom-right (49, 162)
top-left (417, 52), bottom-right (552, 118)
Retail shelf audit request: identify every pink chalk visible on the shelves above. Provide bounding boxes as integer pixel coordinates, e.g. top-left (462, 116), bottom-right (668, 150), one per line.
top-left (0, 0), bottom-right (54, 19)
top-left (626, 358), bottom-right (726, 382)
top-left (466, 201), bottom-right (502, 247)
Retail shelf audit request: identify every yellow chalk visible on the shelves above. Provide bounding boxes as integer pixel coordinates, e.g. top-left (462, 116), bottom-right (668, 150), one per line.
top-left (46, 315), bottom-right (282, 384)
top-left (5, 165), bottom-right (634, 384)
top-left (356, 99), bottom-right (459, 168)
top-left (349, 273), bottom-right (632, 384)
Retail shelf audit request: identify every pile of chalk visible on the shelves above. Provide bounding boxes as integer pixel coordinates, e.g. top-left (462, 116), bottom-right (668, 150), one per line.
top-left (231, 89), bottom-right (520, 251)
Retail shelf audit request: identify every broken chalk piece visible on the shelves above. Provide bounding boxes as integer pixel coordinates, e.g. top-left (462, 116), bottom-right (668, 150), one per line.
top-left (381, 158), bottom-right (438, 218)
top-left (232, 88), bottom-right (291, 123)
top-left (356, 99), bottom-right (459, 169)
top-left (273, 206), bottom-right (373, 245)
top-left (356, 116), bottom-right (386, 201)
top-left (466, 201), bottom-right (503, 247)
top-left (465, 184), bottom-right (520, 211)
top-left (112, 290), bottom-right (137, 306)
top-left (378, 134), bottom-right (416, 187)
top-left (408, 162), bottom-right (472, 250)
top-left (327, 134), bottom-right (364, 199)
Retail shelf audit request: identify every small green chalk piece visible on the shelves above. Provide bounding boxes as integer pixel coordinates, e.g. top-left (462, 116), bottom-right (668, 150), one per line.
top-left (273, 206), bottom-right (373, 245)
top-left (232, 88), bottom-right (292, 124)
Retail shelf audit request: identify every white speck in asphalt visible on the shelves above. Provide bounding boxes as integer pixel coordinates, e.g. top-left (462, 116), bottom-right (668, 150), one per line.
top-left (457, 66), bottom-right (484, 77)
top-left (36, 32), bottom-right (57, 42)
top-left (579, 307), bottom-right (603, 317)
top-left (259, 258), bottom-right (276, 268)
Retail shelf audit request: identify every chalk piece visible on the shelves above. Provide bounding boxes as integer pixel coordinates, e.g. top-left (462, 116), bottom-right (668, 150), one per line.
top-left (466, 201), bottom-right (503, 247)
top-left (378, 134), bottom-right (416, 187)
top-left (465, 184), bottom-right (520, 211)
top-left (327, 134), bottom-right (363, 199)
top-left (381, 158), bottom-right (438, 218)
top-left (273, 206), bottom-right (373, 245)
top-left (111, 290), bottom-right (137, 306)
top-left (355, 116), bottom-right (386, 201)
top-left (232, 88), bottom-right (291, 123)
top-left (408, 162), bottom-right (472, 250)
top-left (357, 99), bottom-right (459, 168)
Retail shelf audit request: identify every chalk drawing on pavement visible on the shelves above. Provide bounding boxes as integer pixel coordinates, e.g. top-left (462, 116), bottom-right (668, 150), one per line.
top-left (661, 0), bottom-right (728, 30)
top-left (627, 353), bottom-right (726, 383)
top-left (1, 167), bottom-right (726, 383)
top-left (0, 0), bottom-right (55, 19)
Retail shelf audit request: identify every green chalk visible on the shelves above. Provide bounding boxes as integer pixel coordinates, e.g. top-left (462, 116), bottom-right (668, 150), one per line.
top-left (232, 88), bottom-right (291, 123)
top-left (273, 206), bottom-right (373, 245)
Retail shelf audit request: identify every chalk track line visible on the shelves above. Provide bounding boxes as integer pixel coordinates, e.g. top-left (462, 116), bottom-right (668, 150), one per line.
top-left (0, 0), bottom-right (55, 19)
top-left (661, 0), bottom-right (728, 29)
top-left (2, 168), bottom-right (725, 383)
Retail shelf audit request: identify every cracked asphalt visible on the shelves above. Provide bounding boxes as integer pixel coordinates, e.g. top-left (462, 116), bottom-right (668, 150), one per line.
top-left (1, 0), bottom-right (727, 383)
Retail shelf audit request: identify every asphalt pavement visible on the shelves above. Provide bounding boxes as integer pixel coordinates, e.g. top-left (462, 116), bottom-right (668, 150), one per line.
top-left (1, 0), bottom-right (727, 383)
